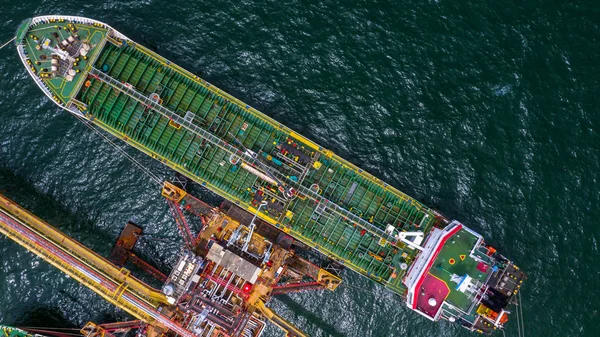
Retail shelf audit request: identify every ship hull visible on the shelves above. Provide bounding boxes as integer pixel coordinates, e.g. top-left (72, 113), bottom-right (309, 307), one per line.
top-left (16, 15), bottom-right (525, 334)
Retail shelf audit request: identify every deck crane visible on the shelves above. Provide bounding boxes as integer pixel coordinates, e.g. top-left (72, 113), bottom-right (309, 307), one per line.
top-left (80, 321), bottom-right (144, 337)
top-left (161, 181), bottom-right (214, 250)
top-left (166, 198), bottom-right (196, 249)
top-left (242, 200), bottom-right (268, 253)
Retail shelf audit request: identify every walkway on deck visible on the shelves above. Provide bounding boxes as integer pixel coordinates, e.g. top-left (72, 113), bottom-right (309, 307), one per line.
top-left (74, 37), bottom-right (438, 291)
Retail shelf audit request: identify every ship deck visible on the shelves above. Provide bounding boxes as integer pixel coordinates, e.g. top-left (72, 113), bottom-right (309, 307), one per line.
top-left (19, 18), bottom-right (439, 295)
top-left (417, 227), bottom-right (491, 317)
top-left (20, 19), bottom-right (107, 104)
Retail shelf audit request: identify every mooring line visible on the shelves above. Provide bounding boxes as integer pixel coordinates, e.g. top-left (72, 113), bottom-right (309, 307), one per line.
top-left (0, 36), bottom-right (16, 50)
top-left (74, 114), bottom-right (163, 186)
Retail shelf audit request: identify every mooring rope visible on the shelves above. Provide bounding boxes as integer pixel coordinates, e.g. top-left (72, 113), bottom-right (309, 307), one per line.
top-left (519, 292), bottom-right (525, 337)
top-left (0, 36), bottom-right (16, 50)
top-left (74, 114), bottom-right (163, 186)
top-left (338, 282), bottom-right (381, 297)
top-left (515, 295), bottom-right (522, 337)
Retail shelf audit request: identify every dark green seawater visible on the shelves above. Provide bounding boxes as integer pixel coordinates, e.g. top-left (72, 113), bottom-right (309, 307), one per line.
top-left (1, 1), bottom-right (599, 336)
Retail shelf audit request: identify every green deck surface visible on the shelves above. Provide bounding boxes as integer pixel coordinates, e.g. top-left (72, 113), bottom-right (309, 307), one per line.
top-left (21, 19), bottom-right (107, 104)
top-left (1, 326), bottom-right (33, 337)
top-left (19, 18), bottom-right (441, 296)
top-left (429, 228), bottom-right (490, 311)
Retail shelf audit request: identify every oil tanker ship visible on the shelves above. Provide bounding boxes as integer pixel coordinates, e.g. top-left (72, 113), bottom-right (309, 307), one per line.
top-left (14, 15), bottom-right (525, 334)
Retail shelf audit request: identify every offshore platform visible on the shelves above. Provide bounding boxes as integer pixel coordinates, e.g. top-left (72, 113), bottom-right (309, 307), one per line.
top-left (4, 15), bottom-right (527, 335)
top-left (0, 182), bottom-right (341, 337)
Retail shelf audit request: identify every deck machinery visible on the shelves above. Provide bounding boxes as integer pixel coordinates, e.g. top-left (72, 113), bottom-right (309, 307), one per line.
top-left (13, 15), bottom-right (526, 334)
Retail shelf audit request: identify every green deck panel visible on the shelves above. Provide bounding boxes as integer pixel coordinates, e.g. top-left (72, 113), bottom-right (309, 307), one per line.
top-left (19, 19), bottom-right (443, 296)
top-left (1, 326), bottom-right (34, 337)
top-left (429, 228), bottom-right (490, 312)
top-left (21, 21), bottom-right (107, 103)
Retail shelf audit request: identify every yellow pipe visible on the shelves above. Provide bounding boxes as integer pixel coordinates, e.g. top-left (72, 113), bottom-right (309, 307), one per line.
top-left (0, 194), bottom-right (169, 306)
top-left (240, 162), bottom-right (278, 185)
top-left (0, 205), bottom-right (157, 323)
top-left (254, 300), bottom-right (308, 337)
